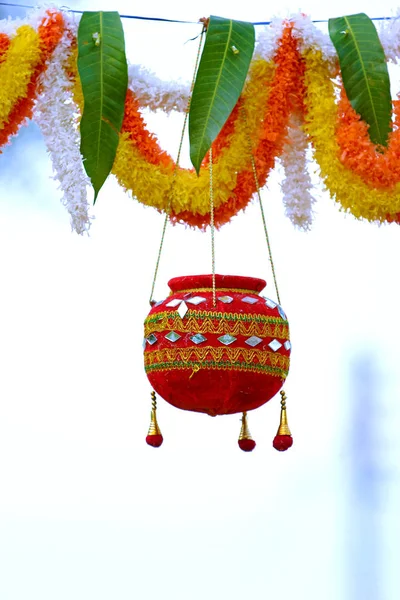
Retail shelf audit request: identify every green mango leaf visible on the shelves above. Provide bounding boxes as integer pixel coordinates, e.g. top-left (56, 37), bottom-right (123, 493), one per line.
top-left (329, 13), bottom-right (391, 148)
top-left (78, 11), bottom-right (128, 202)
top-left (189, 15), bottom-right (255, 174)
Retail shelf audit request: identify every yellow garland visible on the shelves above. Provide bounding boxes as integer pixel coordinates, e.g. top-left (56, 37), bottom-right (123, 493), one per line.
top-left (0, 25), bottom-right (40, 129)
top-left (72, 59), bottom-right (275, 216)
top-left (303, 48), bottom-right (400, 221)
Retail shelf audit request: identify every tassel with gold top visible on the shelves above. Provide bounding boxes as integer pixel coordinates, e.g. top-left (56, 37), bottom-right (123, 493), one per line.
top-left (273, 390), bottom-right (293, 451)
top-left (146, 391), bottom-right (163, 448)
top-left (238, 411), bottom-right (256, 452)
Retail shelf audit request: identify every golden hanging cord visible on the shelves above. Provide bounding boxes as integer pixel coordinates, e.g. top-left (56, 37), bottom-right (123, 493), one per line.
top-left (242, 108), bottom-right (282, 305)
top-left (149, 24), bottom-right (207, 306)
top-left (238, 411), bottom-right (256, 452)
top-left (242, 109), bottom-right (293, 450)
top-left (146, 390), bottom-right (163, 447)
top-left (273, 390), bottom-right (293, 451)
top-left (145, 33), bottom-right (292, 454)
top-left (209, 146), bottom-right (217, 307)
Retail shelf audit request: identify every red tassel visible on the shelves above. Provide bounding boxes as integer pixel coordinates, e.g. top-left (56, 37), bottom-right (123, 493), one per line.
top-left (238, 438), bottom-right (256, 452)
top-left (273, 434), bottom-right (293, 452)
top-left (238, 411), bottom-right (256, 452)
top-left (146, 434), bottom-right (163, 448)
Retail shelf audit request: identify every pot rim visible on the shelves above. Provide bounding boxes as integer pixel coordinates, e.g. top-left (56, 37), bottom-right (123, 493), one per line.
top-left (168, 274), bottom-right (266, 294)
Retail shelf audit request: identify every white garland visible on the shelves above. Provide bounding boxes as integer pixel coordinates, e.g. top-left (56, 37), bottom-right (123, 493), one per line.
top-left (127, 19), bottom-right (282, 114)
top-left (254, 17), bottom-right (285, 61)
top-left (33, 17), bottom-right (93, 235)
top-left (128, 64), bottom-right (190, 113)
top-left (280, 114), bottom-right (316, 231)
top-left (290, 13), bottom-right (336, 61)
top-left (0, 5), bottom-right (49, 35)
top-left (127, 16), bottom-right (284, 114)
top-left (378, 12), bottom-right (400, 63)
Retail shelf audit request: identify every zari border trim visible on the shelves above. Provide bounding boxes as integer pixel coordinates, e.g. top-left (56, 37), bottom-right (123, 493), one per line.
top-left (144, 346), bottom-right (290, 372)
top-left (168, 287), bottom-right (261, 296)
top-left (146, 310), bottom-right (287, 325)
top-left (144, 310), bottom-right (289, 338)
top-left (145, 360), bottom-right (288, 378)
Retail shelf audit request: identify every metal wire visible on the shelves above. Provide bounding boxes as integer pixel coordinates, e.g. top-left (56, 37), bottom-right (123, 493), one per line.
top-left (0, 3), bottom-right (393, 24)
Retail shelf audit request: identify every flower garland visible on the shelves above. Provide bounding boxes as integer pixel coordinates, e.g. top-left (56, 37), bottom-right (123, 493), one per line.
top-left (196, 23), bottom-right (305, 230)
top-left (0, 33), bottom-right (10, 60)
top-left (107, 57), bottom-right (274, 227)
top-left (0, 25), bottom-right (40, 130)
top-left (119, 84), bottom-right (240, 171)
top-left (336, 88), bottom-right (400, 189)
top-left (376, 11), bottom-right (400, 64)
top-left (126, 19), bottom-right (282, 115)
top-left (255, 17), bottom-right (286, 61)
top-left (120, 88), bottom-right (174, 168)
top-left (105, 24), bottom-right (302, 229)
top-left (0, 10), bottom-right (64, 149)
top-left (290, 13), bottom-right (337, 63)
top-left (34, 18), bottom-right (93, 235)
top-left (128, 63), bottom-right (190, 114)
top-left (281, 113), bottom-right (315, 230)
top-left (302, 48), bottom-right (400, 222)
top-left (4, 8), bottom-right (400, 230)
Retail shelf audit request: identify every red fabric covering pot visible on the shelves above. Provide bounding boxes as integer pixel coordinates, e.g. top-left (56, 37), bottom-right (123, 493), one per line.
top-left (143, 274), bottom-right (290, 416)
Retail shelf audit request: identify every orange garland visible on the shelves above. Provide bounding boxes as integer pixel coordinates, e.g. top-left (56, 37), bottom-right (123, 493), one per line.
top-left (203, 101), bottom-right (243, 166)
top-left (0, 10), bottom-right (64, 150)
top-left (336, 88), bottom-right (400, 189)
top-left (121, 89), bottom-right (173, 168)
top-left (121, 88), bottom-right (244, 172)
top-left (0, 33), bottom-right (10, 62)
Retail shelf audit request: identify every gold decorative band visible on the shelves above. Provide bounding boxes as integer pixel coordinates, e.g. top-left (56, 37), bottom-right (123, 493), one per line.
top-left (168, 287), bottom-right (261, 296)
top-left (145, 360), bottom-right (287, 378)
top-left (144, 310), bottom-right (289, 339)
top-left (144, 346), bottom-right (290, 373)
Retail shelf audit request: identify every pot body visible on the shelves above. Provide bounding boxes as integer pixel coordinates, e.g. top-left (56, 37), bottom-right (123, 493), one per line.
top-left (143, 274), bottom-right (290, 416)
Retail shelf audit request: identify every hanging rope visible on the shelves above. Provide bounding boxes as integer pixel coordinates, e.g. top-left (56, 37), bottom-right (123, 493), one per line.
top-left (148, 23), bottom-right (206, 305)
top-left (242, 107), bottom-right (282, 305)
top-left (209, 147), bottom-right (216, 308)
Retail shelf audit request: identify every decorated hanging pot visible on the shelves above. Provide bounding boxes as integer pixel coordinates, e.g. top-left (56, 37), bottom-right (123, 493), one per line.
top-left (143, 274), bottom-right (291, 417)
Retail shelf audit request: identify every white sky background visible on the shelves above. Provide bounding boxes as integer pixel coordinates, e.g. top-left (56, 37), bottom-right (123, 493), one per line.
top-left (0, 0), bottom-right (399, 599)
